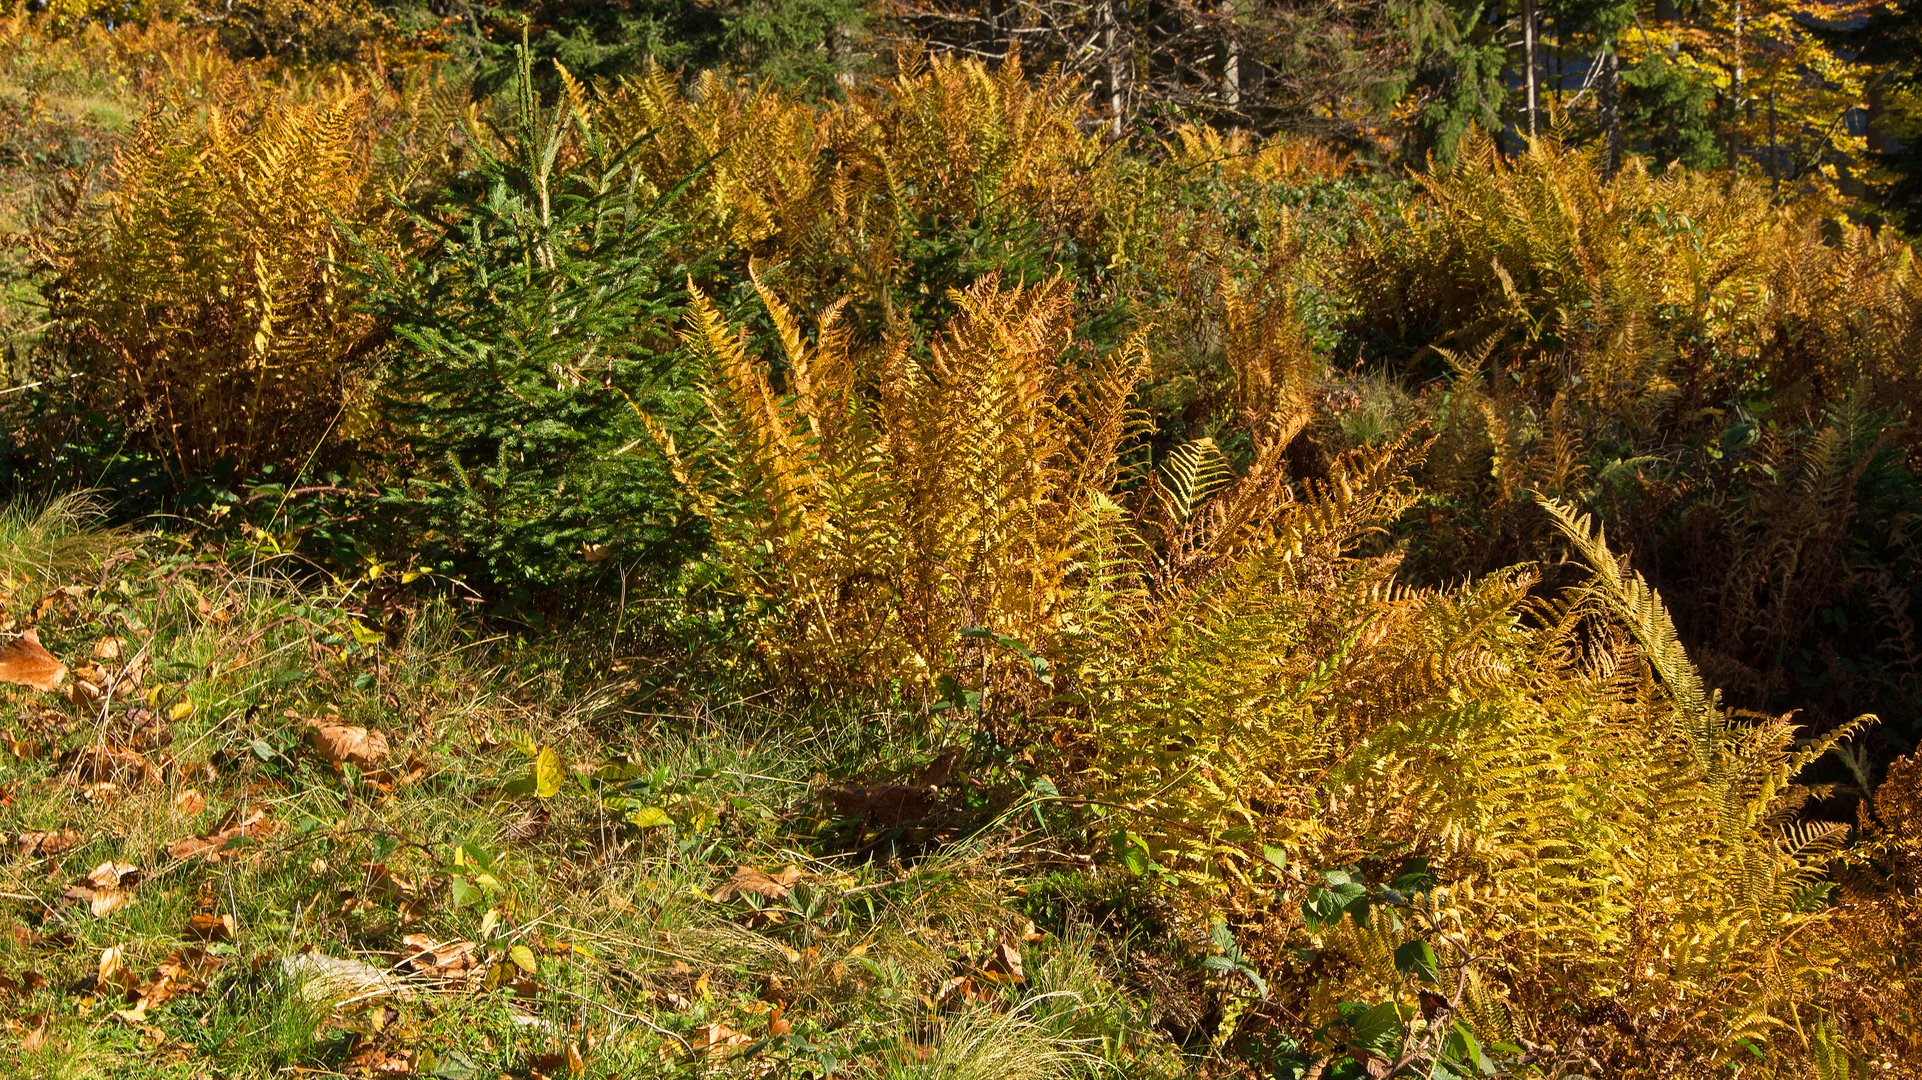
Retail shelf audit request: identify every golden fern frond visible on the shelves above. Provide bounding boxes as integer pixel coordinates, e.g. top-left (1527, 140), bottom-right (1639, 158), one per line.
top-left (1539, 496), bottom-right (1721, 764)
top-left (1152, 439), bottom-right (1234, 530)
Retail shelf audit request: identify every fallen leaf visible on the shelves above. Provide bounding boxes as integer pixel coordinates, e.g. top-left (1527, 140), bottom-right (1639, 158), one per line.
top-left (92, 638), bottom-right (122, 661)
top-left (504, 807), bottom-right (549, 843)
top-left (96, 946), bottom-right (131, 994)
top-left (711, 864), bottom-right (804, 903)
top-left (186, 912), bottom-right (235, 941)
top-left (68, 745), bottom-right (159, 786)
top-left (823, 782), bottom-right (935, 825)
top-left (363, 862), bottom-right (418, 901)
top-left (0, 631), bottom-right (65, 692)
top-left (167, 808), bottom-right (271, 863)
top-left (19, 1017), bottom-right (47, 1051)
top-left (15, 830), bottom-right (79, 857)
top-left (87, 860), bottom-right (137, 889)
top-left (980, 938), bottom-right (1025, 984)
top-left (933, 974), bottom-right (975, 1008)
top-left (69, 679), bottom-right (102, 708)
top-left (144, 946), bottom-right (221, 1007)
top-left (689, 1021), bottom-right (751, 1056)
top-left (400, 935), bottom-right (479, 986)
top-left (65, 861), bottom-right (140, 917)
top-left (171, 789), bottom-right (205, 815)
top-left (306, 722), bottom-right (389, 769)
top-left (917, 746), bottom-right (965, 787)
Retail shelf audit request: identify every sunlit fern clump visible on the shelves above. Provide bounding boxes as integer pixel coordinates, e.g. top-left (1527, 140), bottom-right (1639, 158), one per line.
top-left (664, 273), bottom-right (1142, 714)
top-left (1345, 132), bottom-right (1784, 414)
top-left (35, 57), bottom-right (387, 476)
top-left (1073, 485), bottom-right (1871, 1074)
top-left (668, 268), bottom-right (1873, 1071)
top-left (1340, 132), bottom-right (1922, 589)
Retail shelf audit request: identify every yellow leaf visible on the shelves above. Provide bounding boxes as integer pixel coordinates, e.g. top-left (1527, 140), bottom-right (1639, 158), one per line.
top-left (508, 944), bottom-right (537, 975)
top-left (533, 746), bottom-right (564, 799)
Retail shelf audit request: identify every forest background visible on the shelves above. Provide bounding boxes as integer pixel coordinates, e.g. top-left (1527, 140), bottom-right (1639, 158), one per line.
top-left (3, 0), bottom-right (1922, 1078)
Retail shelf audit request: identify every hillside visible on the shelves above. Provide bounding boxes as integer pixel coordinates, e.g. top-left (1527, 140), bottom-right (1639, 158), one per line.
top-left (2, 5), bottom-right (1922, 1078)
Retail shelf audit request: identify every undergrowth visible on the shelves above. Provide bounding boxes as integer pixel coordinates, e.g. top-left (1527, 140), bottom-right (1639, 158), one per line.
top-left (1, 11), bottom-right (1920, 1079)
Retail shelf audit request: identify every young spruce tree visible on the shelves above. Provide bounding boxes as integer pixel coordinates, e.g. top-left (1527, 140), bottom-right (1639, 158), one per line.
top-left (361, 47), bottom-right (703, 604)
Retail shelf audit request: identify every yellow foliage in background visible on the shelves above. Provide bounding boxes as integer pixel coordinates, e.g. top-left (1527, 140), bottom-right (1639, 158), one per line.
top-left (3, 0), bottom-right (399, 62)
top-left (601, 54), bottom-right (1107, 331)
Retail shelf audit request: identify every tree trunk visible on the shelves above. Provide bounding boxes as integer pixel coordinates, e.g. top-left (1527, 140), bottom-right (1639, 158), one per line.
top-left (1099, 0), bottom-right (1126, 136)
top-left (1768, 89), bottom-right (1780, 192)
top-left (1729, 0), bottom-right (1745, 170)
top-left (1222, 0), bottom-right (1241, 113)
top-left (1522, 0), bottom-right (1539, 138)
top-left (1600, 44), bottom-right (1622, 177)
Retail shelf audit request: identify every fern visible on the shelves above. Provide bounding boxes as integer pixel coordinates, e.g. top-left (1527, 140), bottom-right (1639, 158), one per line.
top-left (36, 60), bottom-right (386, 475)
top-left (1539, 496), bottom-right (1720, 762)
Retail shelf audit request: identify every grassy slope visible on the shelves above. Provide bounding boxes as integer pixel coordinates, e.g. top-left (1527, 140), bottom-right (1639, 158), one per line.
top-left (0, 514), bottom-right (1198, 1080)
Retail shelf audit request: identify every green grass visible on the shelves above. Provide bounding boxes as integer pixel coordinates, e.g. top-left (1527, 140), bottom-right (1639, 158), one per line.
top-left (0, 519), bottom-right (1194, 1079)
top-left (0, 491), bottom-right (118, 592)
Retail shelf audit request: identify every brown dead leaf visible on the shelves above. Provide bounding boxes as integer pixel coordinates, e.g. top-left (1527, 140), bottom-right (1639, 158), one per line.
top-left (711, 864), bottom-right (804, 903)
top-left (689, 1021), bottom-right (752, 1056)
top-left (306, 722), bottom-right (389, 769)
top-left (363, 862), bottom-right (418, 900)
top-left (171, 789), bottom-right (205, 816)
top-left (186, 912), bottom-right (234, 941)
top-left (932, 974), bottom-right (981, 1009)
top-left (401, 935), bottom-right (479, 985)
top-left (92, 638), bottom-right (122, 661)
top-left (504, 806), bottom-right (550, 843)
top-left (68, 744), bottom-right (159, 787)
top-left (0, 631), bottom-right (65, 692)
top-left (18, 1016), bottom-right (48, 1052)
top-left (146, 946), bottom-right (221, 1007)
top-left (69, 679), bottom-right (102, 708)
top-left (96, 946), bottom-right (132, 995)
top-left (166, 808), bottom-right (271, 863)
top-left (916, 746), bottom-right (965, 787)
top-left (980, 938), bottom-right (1025, 984)
top-left (14, 829), bottom-right (79, 857)
top-left (87, 861), bottom-right (138, 889)
top-left (65, 861), bottom-right (139, 917)
top-left (823, 782), bottom-right (935, 826)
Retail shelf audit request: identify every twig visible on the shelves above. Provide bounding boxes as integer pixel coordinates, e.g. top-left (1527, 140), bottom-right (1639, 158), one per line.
top-left (548, 986), bottom-right (693, 1055)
